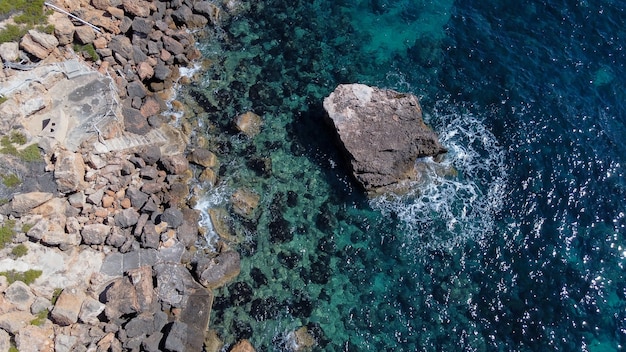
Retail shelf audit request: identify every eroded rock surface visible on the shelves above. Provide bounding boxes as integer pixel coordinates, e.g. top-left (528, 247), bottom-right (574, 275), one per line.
top-left (323, 84), bottom-right (447, 194)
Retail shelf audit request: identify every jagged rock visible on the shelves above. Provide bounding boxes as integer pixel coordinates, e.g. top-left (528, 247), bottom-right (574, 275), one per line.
top-left (323, 84), bottom-right (447, 194)
top-left (208, 208), bottom-right (235, 242)
top-left (204, 329), bottom-right (224, 352)
top-left (27, 215), bottom-right (76, 247)
top-left (104, 277), bottom-right (139, 322)
top-left (92, 0), bottom-right (122, 10)
top-left (234, 111), bottom-right (263, 137)
top-left (154, 263), bottom-right (203, 307)
top-left (137, 146), bottom-right (162, 165)
top-left (160, 154), bottom-right (189, 175)
top-left (0, 42), bottom-right (19, 62)
top-left (50, 13), bottom-right (75, 45)
top-left (140, 96), bottom-right (161, 117)
top-left (107, 6), bottom-right (125, 19)
top-left (125, 313), bottom-right (155, 338)
top-left (142, 332), bottom-right (163, 352)
top-left (176, 208), bottom-right (199, 247)
top-left (4, 281), bottom-right (35, 311)
top-left (231, 339), bottom-right (256, 352)
top-left (164, 321), bottom-right (187, 352)
top-left (15, 324), bottom-right (55, 352)
top-left (0, 311), bottom-right (34, 334)
top-left (115, 208), bottom-right (140, 228)
top-left (50, 288), bottom-right (86, 326)
top-left (132, 17), bottom-right (153, 35)
top-left (20, 30), bottom-right (58, 60)
top-left (188, 148), bottom-right (218, 168)
top-left (194, 2), bottom-right (221, 24)
top-left (0, 329), bottom-right (9, 352)
top-left (141, 222), bottom-right (160, 248)
top-left (123, 0), bottom-right (152, 17)
top-left (196, 251), bottom-right (241, 289)
top-left (162, 36), bottom-right (185, 55)
top-left (285, 327), bottom-right (316, 352)
top-left (55, 334), bottom-right (79, 352)
top-left (74, 25), bottom-right (96, 44)
top-left (109, 35), bottom-right (133, 60)
top-left (126, 80), bottom-right (148, 99)
top-left (30, 297), bottom-right (51, 315)
top-left (81, 223), bottom-right (111, 245)
top-left (153, 61), bottom-right (172, 81)
top-left (161, 207), bottom-right (184, 228)
top-left (127, 266), bottom-right (156, 312)
top-left (9, 192), bottom-right (53, 215)
top-left (54, 150), bottom-right (86, 194)
top-left (199, 168), bottom-right (217, 185)
top-left (231, 188), bottom-right (260, 220)
top-left (168, 182), bottom-right (189, 206)
top-left (78, 296), bottom-right (105, 325)
top-left (126, 187), bottom-right (149, 209)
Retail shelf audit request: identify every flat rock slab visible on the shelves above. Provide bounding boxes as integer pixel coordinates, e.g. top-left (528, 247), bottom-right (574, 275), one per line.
top-left (323, 84), bottom-right (447, 194)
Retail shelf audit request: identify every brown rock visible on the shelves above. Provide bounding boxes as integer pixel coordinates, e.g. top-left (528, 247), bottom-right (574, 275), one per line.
top-left (231, 189), bottom-right (260, 220)
top-left (54, 150), bottom-right (86, 194)
top-left (323, 84), bottom-right (447, 195)
top-left (188, 148), bottom-right (218, 168)
top-left (81, 223), bottom-right (111, 245)
top-left (93, 36), bottom-right (108, 49)
top-left (160, 154), bottom-right (189, 175)
top-left (10, 192), bottom-right (54, 215)
top-left (234, 111), bottom-right (263, 137)
top-left (106, 6), bottom-right (125, 19)
top-left (0, 311), bottom-right (35, 334)
top-left (197, 251), bottom-right (241, 289)
top-left (199, 168), bottom-right (217, 185)
top-left (50, 13), bottom-right (75, 45)
top-left (140, 96), bottom-right (162, 117)
top-left (92, 0), bottom-right (121, 10)
top-left (123, 0), bottom-right (151, 17)
top-left (15, 324), bottom-right (55, 352)
top-left (162, 36), bottom-right (185, 55)
top-left (20, 34), bottom-right (52, 60)
top-left (127, 266), bottom-right (155, 312)
top-left (102, 194), bottom-right (115, 208)
top-left (120, 198), bottom-right (131, 209)
top-left (74, 25), bottom-right (96, 44)
top-left (104, 277), bottom-right (139, 321)
top-left (50, 288), bottom-right (86, 326)
top-left (230, 340), bottom-right (255, 352)
top-left (137, 61), bottom-right (154, 80)
top-left (208, 208), bottom-right (235, 242)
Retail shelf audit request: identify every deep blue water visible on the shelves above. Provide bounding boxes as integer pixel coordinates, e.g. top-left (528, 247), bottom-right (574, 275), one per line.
top-left (182, 0), bottom-right (626, 350)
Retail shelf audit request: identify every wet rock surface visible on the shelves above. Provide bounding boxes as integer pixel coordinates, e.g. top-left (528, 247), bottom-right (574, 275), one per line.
top-left (324, 84), bottom-right (447, 194)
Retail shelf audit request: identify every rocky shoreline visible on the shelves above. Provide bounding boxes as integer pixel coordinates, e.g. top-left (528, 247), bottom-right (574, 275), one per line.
top-left (0, 0), bottom-right (258, 351)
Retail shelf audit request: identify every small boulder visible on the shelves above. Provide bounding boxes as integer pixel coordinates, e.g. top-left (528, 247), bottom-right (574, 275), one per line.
top-left (188, 148), bottom-right (218, 168)
top-left (50, 288), bottom-right (86, 326)
top-left (10, 192), bottom-right (53, 215)
top-left (196, 251), bottom-right (241, 289)
top-left (51, 14), bottom-right (75, 45)
top-left (0, 42), bottom-right (19, 62)
top-left (160, 154), bottom-right (189, 175)
top-left (74, 25), bottom-right (96, 44)
top-left (54, 150), bottom-right (86, 194)
top-left (234, 111), bottom-right (263, 137)
top-left (231, 188), bottom-right (260, 220)
top-left (4, 281), bottom-right (35, 312)
top-left (81, 223), bottom-right (111, 245)
top-left (231, 340), bottom-right (256, 352)
top-left (161, 207), bottom-right (184, 229)
top-left (123, 0), bottom-right (152, 17)
top-left (115, 208), bottom-right (140, 228)
top-left (79, 296), bottom-right (105, 325)
top-left (164, 321), bottom-right (187, 352)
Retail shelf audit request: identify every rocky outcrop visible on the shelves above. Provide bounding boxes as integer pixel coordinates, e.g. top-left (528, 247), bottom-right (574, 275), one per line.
top-left (323, 84), bottom-right (447, 194)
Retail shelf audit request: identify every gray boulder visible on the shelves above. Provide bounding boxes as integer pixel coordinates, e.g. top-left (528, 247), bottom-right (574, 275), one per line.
top-left (323, 84), bottom-right (447, 195)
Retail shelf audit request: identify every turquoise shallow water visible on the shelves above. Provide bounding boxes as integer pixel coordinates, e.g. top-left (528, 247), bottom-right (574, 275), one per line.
top-left (182, 0), bottom-right (626, 350)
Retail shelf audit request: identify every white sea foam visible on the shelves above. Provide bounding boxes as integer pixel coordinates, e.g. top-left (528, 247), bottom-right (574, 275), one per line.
top-left (370, 102), bottom-right (508, 251)
top-left (194, 185), bottom-right (231, 249)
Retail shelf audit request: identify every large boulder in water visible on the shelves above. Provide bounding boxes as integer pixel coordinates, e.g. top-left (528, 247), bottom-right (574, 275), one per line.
top-left (323, 84), bottom-right (447, 194)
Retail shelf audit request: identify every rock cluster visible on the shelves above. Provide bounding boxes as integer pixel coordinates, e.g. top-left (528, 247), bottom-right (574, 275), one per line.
top-left (323, 84), bottom-right (448, 195)
top-left (0, 0), bottom-right (261, 350)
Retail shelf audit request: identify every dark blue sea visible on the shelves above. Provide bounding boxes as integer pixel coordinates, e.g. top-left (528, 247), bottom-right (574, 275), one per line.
top-left (180, 0), bottom-right (626, 350)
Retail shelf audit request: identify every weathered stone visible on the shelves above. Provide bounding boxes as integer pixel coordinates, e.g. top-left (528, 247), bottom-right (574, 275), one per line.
top-left (0, 42), bottom-right (19, 62)
top-left (10, 192), bottom-right (53, 215)
top-left (162, 36), bottom-right (185, 55)
top-left (231, 339), bottom-right (256, 352)
top-left (87, 187), bottom-right (105, 206)
top-left (231, 188), bottom-right (260, 220)
top-left (29, 215), bottom-right (77, 247)
top-left (194, 2), bottom-right (221, 24)
top-left (50, 288), bottom-right (86, 326)
top-left (123, 0), bottom-right (152, 17)
top-left (234, 111), bottom-right (263, 137)
top-left (74, 25), bottom-right (96, 44)
top-left (124, 313), bottom-right (155, 338)
top-left (199, 167), bottom-right (217, 185)
top-left (54, 149), bottom-right (86, 193)
top-left (55, 334), bottom-right (79, 352)
top-left (29, 29), bottom-right (59, 50)
top-left (208, 208), bottom-right (236, 242)
top-left (4, 281), bottom-right (35, 311)
top-left (141, 222), bottom-right (159, 248)
top-left (75, 7), bottom-right (120, 34)
top-left (188, 148), bottom-right (218, 168)
top-left (78, 296), bottom-right (105, 325)
top-left (154, 263), bottom-right (203, 307)
top-left (104, 277), bottom-right (139, 322)
top-left (123, 104), bottom-right (151, 135)
top-left (142, 332), bottom-right (163, 352)
top-left (67, 191), bottom-right (86, 208)
top-left (161, 207), bottom-right (184, 228)
top-left (115, 208), bottom-right (140, 228)
top-left (109, 35), bottom-right (133, 60)
top-left (126, 80), bottom-right (148, 99)
top-left (81, 223), bottom-right (111, 245)
top-left (323, 84), bottom-right (447, 194)
top-left (160, 154), bottom-right (189, 175)
top-left (285, 326), bottom-right (317, 352)
top-left (196, 251), bottom-right (241, 289)
top-left (127, 265), bottom-right (155, 312)
top-left (0, 329), bottom-right (9, 352)
top-left (153, 61), bottom-right (171, 81)
top-left (30, 296), bottom-right (51, 315)
top-left (50, 13), bottom-right (75, 45)
top-left (0, 311), bottom-right (34, 334)
top-left (140, 96), bottom-right (161, 117)
top-left (204, 329), bottom-right (224, 352)
top-left (140, 166), bottom-right (159, 180)
top-left (133, 45), bottom-right (149, 64)
top-left (107, 6), bottom-right (125, 19)
top-left (176, 208), bottom-right (199, 247)
top-left (132, 17), bottom-right (153, 35)
top-left (15, 324), bottom-right (54, 352)
top-left (92, 0), bottom-right (122, 10)
top-left (126, 187), bottom-right (149, 209)
top-left (20, 33), bottom-right (51, 60)
top-left (164, 321), bottom-right (187, 352)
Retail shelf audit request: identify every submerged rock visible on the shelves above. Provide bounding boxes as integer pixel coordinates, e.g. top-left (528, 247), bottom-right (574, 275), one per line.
top-left (323, 84), bottom-right (447, 195)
